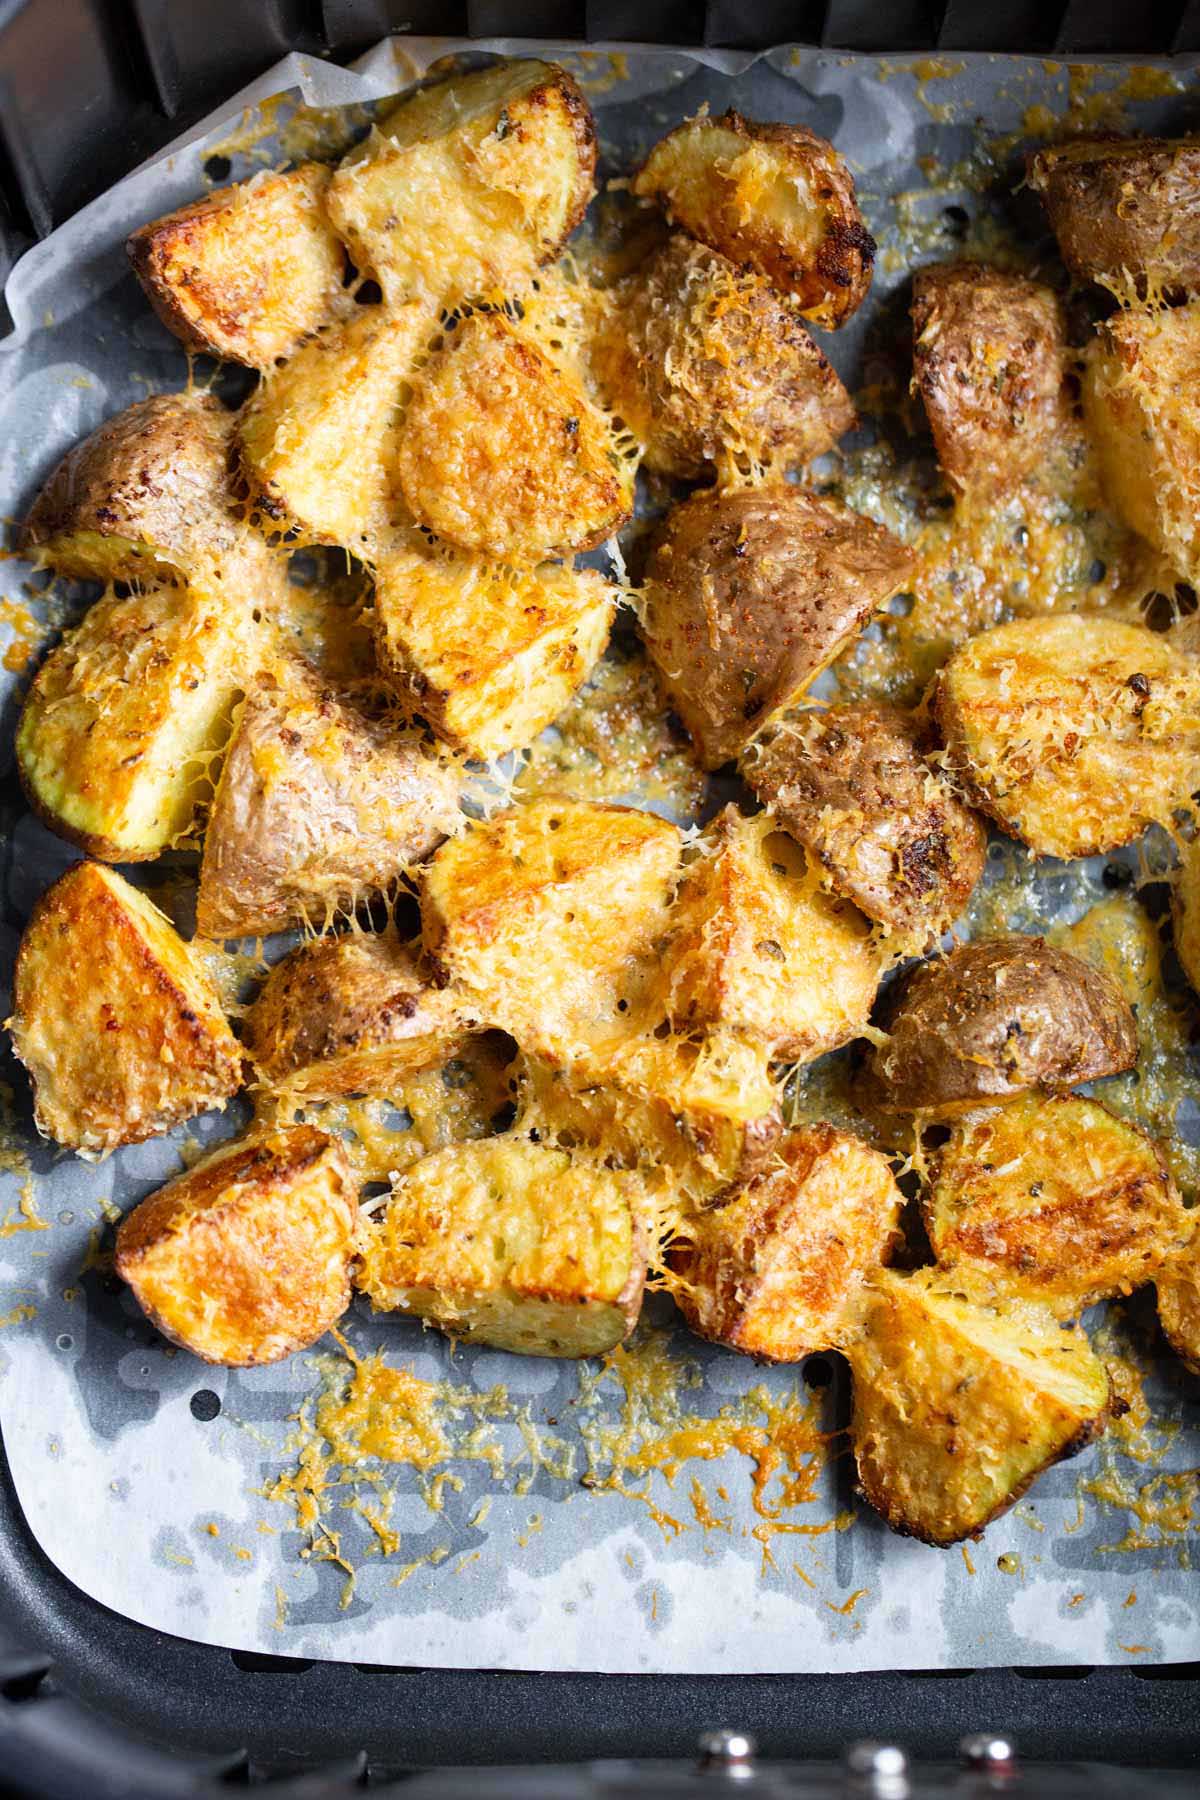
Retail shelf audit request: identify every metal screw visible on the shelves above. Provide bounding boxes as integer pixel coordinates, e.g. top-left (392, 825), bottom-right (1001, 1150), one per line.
top-left (697, 1728), bottom-right (757, 1779)
top-left (845, 1742), bottom-right (910, 1798)
top-left (960, 1733), bottom-right (1017, 1771)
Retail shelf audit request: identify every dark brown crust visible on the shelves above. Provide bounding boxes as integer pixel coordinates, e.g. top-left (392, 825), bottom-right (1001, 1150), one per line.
top-left (540, 66), bottom-right (597, 251)
top-left (1027, 136), bottom-right (1200, 295)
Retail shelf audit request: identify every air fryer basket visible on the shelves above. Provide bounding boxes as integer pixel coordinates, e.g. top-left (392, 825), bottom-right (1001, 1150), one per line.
top-left (0, 3), bottom-right (1197, 1793)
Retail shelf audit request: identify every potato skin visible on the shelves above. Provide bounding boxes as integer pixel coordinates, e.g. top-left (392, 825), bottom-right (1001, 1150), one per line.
top-left (868, 935), bottom-right (1138, 1118)
top-left (22, 391), bottom-right (263, 587)
top-left (594, 234), bottom-right (856, 478)
top-left (1027, 136), bottom-right (1200, 297)
top-left (8, 861), bottom-right (241, 1157)
top-left (633, 111), bottom-right (874, 328)
top-left (395, 312), bottom-right (633, 565)
top-left (642, 484), bottom-right (914, 769)
top-left (127, 164), bottom-right (346, 369)
top-left (197, 667), bottom-right (460, 940)
top-left (326, 58), bottom-right (595, 309)
top-left (848, 1269), bottom-right (1112, 1545)
top-left (357, 1137), bottom-right (645, 1357)
top-left (931, 614), bottom-right (1200, 859)
top-left (244, 931), bottom-right (468, 1099)
top-left (662, 806), bottom-right (883, 1063)
top-left (115, 1125), bottom-right (355, 1366)
top-left (926, 1093), bottom-right (1189, 1319)
top-left (671, 1124), bottom-right (904, 1360)
top-left (1083, 301), bottom-right (1200, 586)
top-left (744, 703), bottom-right (986, 950)
top-left (910, 262), bottom-right (1071, 497)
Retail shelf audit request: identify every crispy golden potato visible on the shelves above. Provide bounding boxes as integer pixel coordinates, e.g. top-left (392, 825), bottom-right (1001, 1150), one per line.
top-left (357, 1137), bottom-right (644, 1356)
top-left (115, 1124), bottom-right (355, 1365)
top-left (22, 391), bottom-right (269, 589)
top-left (1028, 136), bottom-right (1200, 297)
top-left (867, 935), bottom-right (1138, 1119)
top-left (326, 59), bottom-right (595, 309)
top-left (910, 262), bottom-right (1071, 497)
top-left (1174, 834), bottom-right (1200, 999)
top-left (395, 312), bottom-right (633, 565)
top-left (633, 111), bottom-right (874, 328)
top-left (422, 797), bottom-right (682, 1060)
top-left (373, 531), bottom-right (614, 759)
top-left (642, 484), bottom-right (914, 769)
top-left (244, 930), bottom-right (468, 1099)
top-left (744, 703), bottom-right (986, 950)
top-left (196, 666), bottom-right (460, 939)
top-left (671, 1125), bottom-right (903, 1360)
top-left (662, 807), bottom-right (883, 1062)
top-left (931, 615), bottom-right (1200, 859)
top-left (238, 301), bottom-right (431, 555)
top-left (594, 234), bottom-right (856, 478)
top-left (848, 1269), bottom-right (1112, 1545)
top-left (127, 164), bottom-right (346, 369)
top-left (1083, 300), bottom-right (1200, 584)
top-left (926, 1094), bottom-right (1188, 1318)
top-left (1158, 1260), bottom-right (1200, 1375)
top-left (8, 862), bottom-right (241, 1157)
top-left (517, 1032), bottom-right (781, 1205)
top-left (17, 585), bottom-right (245, 862)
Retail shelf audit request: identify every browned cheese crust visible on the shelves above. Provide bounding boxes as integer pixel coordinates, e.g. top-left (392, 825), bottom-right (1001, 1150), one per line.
top-left (244, 930), bottom-right (469, 1098)
top-left (670, 1124), bottom-right (904, 1360)
top-left (910, 261), bottom-right (1072, 498)
top-left (196, 667), bottom-right (460, 939)
top-left (115, 1125), bottom-right (356, 1365)
top-left (126, 163), bottom-right (347, 368)
top-left (641, 483), bottom-right (914, 769)
top-left (1028, 135), bottom-right (1200, 296)
top-left (633, 111), bottom-right (874, 327)
top-left (744, 702), bottom-right (986, 949)
top-left (594, 234), bottom-right (856, 478)
top-left (1158, 1257), bottom-right (1200, 1376)
top-left (867, 935), bottom-right (1138, 1118)
top-left (8, 861), bottom-right (242, 1156)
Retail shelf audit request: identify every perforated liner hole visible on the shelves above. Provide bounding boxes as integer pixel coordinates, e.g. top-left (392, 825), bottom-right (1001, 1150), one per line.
top-left (190, 1390), bottom-right (221, 1423)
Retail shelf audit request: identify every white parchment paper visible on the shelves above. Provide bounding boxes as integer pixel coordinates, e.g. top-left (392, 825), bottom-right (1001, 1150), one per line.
top-left (0, 38), bottom-right (1198, 1673)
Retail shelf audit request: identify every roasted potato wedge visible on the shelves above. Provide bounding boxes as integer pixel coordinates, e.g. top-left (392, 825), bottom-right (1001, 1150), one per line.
top-left (670, 1125), bottom-right (904, 1360)
top-left (373, 531), bottom-right (615, 759)
top-left (931, 615), bottom-right (1200, 859)
top-left (662, 807), bottom-right (883, 1062)
top-left (357, 1137), bottom-right (644, 1357)
top-left (422, 797), bottom-right (682, 1060)
top-left (8, 861), bottom-right (241, 1157)
top-left (926, 1094), bottom-right (1188, 1318)
top-left (1158, 1261), bottom-right (1200, 1375)
top-left (17, 585), bottom-right (245, 862)
top-left (632, 111), bottom-right (874, 328)
top-left (910, 262), bottom-right (1072, 497)
top-left (1028, 136), bottom-right (1200, 298)
top-left (115, 1124), bottom-right (355, 1365)
top-left (238, 301), bottom-right (430, 556)
top-left (127, 164), bottom-right (346, 369)
top-left (22, 391), bottom-right (270, 590)
top-left (326, 58), bottom-right (595, 309)
top-left (1083, 300), bottom-right (1200, 585)
top-left (517, 1031), bottom-right (781, 1204)
top-left (196, 666), bottom-right (460, 939)
top-left (642, 484), bottom-right (914, 769)
top-left (848, 1269), bottom-right (1112, 1545)
top-left (744, 703), bottom-right (986, 950)
top-left (867, 935), bottom-right (1138, 1119)
top-left (594, 234), bottom-right (856, 478)
top-left (1174, 834), bottom-right (1200, 999)
top-left (244, 930), bottom-right (469, 1099)
top-left (395, 311), bottom-right (633, 565)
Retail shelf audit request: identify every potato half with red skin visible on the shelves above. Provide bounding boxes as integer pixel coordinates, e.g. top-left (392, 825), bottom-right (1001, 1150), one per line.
top-left (910, 262), bottom-right (1073, 498)
top-left (671, 1124), bottom-right (904, 1360)
top-left (867, 935), bottom-right (1138, 1119)
top-left (1027, 136), bottom-right (1200, 298)
top-left (115, 1125), bottom-right (356, 1366)
top-left (633, 111), bottom-right (874, 328)
top-left (641, 484), bottom-right (914, 769)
